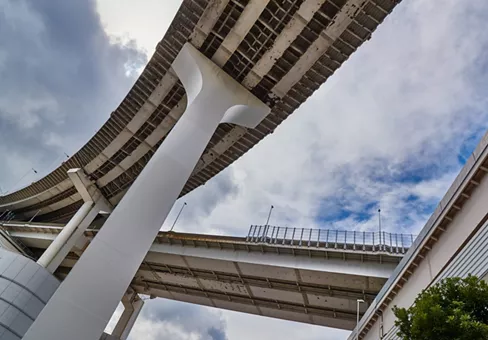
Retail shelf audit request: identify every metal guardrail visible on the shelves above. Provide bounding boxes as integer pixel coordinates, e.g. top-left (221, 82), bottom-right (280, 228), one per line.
top-left (0, 212), bottom-right (37, 259)
top-left (0, 227), bottom-right (36, 260)
top-left (246, 225), bottom-right (416, 255)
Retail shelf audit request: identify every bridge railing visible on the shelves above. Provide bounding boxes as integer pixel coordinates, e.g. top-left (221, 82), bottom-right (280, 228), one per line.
top-left (246, 225), bottom-right (416, 254)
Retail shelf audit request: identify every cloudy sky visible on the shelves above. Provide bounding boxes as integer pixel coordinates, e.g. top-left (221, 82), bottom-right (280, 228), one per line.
top-left (1, 0), bottom-right (488, 339)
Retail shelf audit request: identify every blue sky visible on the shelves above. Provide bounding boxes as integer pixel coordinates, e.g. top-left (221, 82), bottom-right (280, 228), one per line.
top-left (2, 0), bottom-right (488, 339)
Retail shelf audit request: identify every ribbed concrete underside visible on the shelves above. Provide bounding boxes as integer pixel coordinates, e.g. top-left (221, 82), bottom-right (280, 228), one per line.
top-left (4, 223), bottom-right (404, 330)
top-left (0, 0), bottom-right (401, 222)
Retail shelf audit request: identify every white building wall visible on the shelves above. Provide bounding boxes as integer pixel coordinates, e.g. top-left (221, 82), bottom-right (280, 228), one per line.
top-left (363, 172), bottom-right (488, 340)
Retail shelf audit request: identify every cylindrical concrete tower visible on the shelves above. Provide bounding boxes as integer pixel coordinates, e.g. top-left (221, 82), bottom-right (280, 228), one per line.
top-left (0, 248), bottom-right (59, 339)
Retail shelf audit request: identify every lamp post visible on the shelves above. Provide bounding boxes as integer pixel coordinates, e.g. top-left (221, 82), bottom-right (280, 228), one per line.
top-left (265, 205), bottom-right (274, 226)
top-left (378, 208), bottom-right (382, 250)
top-left (169, 202), bottom-right (187, 232)
top-left (263, 205), bottom-right (274, 241)
top-left (356, 298), bottom-right (365, 340)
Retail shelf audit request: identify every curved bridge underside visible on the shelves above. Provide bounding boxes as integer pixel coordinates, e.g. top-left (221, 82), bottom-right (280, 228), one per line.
top-left (3, 222), bottom-right (404, 330)
top-left (0, 0), bottom-right (400, 223)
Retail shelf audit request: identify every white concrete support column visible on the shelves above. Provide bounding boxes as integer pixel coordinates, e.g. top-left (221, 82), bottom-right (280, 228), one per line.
top-left (23, 43), bottom-right (269, 340)
top-left (111, 292), bottom-right (144, 340)
top-left (37, 168), bottom-right (112, 273)
top-left (37, 200), bottom-right (93, 268)
top-left (43, 202), bottom-right (101, 272)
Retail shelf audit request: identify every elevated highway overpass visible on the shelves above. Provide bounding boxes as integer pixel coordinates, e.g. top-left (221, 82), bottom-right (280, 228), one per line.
top-left (0, 223), bottom-right (410, 331)
top-left (0, 0), bottom-right (403, 339)
top-left (1, 0), bottom-right (487, 338)
top-left (0, 0), bottom-right (401, 223)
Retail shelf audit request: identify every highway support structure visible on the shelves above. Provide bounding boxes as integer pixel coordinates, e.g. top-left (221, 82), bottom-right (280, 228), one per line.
top-left (36, 168), bottom-right (112, 274)
top-left (110, 290), bottom-right (145, 340)
top-left (23, 42), bottom-right (270, 340)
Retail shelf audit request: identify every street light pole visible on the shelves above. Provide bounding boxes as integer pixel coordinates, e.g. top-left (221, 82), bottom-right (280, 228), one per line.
top-left (265, 205), bottom-right (274, 226)
top-left (264, 205), bottom-right (274, 240)
top-left (378, 208), bottom-right (382, 249)
top-left (356, 298), bottom-right (365, 340)
top-left (169, 202), bottom-right (187, 232)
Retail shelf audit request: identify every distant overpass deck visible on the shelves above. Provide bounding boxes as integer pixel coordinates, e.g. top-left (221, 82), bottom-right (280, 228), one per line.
top-left (1, 223), bottom-right (410, 330)
top-left (0, 0), bottom-right (401, 223)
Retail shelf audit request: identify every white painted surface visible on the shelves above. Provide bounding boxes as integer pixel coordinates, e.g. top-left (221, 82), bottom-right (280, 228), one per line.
top-left (22, 43), bottom-right (269, 340)
top-left (361, 172), bottom-right (488, 340)
top-left (67, 169), bottom-right (96, 203)
top-left (36, 168), bottom-right (109, 273)
top-left (44, 204), bottom-right (100, 274)
top-left (150, 242), bottom-right (396, 279)
top-left (36, 201), bottom-right (93, 271)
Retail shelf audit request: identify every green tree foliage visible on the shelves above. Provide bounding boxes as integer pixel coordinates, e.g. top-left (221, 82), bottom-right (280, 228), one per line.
top-left (393, 275), bottom-right (488, 340)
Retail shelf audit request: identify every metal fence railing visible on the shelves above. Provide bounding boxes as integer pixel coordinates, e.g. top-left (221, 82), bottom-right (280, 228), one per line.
top-left (246, 225), bottom-right (416, 255)
top-left (0, 211), bottom-right (36, 259)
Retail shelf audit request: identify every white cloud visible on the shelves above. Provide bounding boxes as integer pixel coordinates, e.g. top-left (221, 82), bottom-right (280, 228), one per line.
top-left (95, 0), bottom-right (183, 56)
top-left (0, 0), bottom-right (147, 194)
top-left (123, 299), bottom-right (228, 340)
top-left (119, 300), bottom-right (350, 340)
top-left (223, 310), bottom-right (349, 340)
top-left (1, 0), bottom-right (45, 37)
top-left (167, 0), bottom-right (488, 238)
top-left (0, 92), bottom-right (60, 129)
top-left (43, 131), bottom-right (65, 149)
top-left (0, 148), bottom-right (38, 194)
top-left (7, 0), bottom-right (488, 339)
top-left (142, 0), bottom-right (488, 338)
top-left (105, 303), bottom-right (124, 335)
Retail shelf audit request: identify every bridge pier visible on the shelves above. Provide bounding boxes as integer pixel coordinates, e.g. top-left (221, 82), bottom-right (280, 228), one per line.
top-left (111, 291), bottom-right (144, 340)
top-left (23, 43), bottom-right (269, 340)
top-left (37, 168), bottom-right (112, 274)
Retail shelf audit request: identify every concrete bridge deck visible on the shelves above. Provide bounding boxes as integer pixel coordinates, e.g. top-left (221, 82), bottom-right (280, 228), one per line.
top-left (0, 0), bottom-right (402, 224)
top-left (1, 223), bottom-right (407, 330)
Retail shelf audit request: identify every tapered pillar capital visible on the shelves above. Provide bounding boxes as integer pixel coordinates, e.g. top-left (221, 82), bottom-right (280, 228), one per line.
top-left (173, 42), bottom-right (270, 128)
